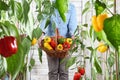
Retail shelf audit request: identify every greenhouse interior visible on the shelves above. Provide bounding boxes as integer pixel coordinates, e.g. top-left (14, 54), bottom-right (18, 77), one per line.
top-left (0, 0), bottom-right (120, 80)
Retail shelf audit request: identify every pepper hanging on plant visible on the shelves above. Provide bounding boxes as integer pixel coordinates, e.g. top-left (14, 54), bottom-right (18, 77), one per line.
top-left (92, 13), bottom-right (108, 32)
top-left (97, 42), bottom-right (108, 53)
top-left (73, 72), bottom-right (81, 80)
top-left (0, 36), bottom-right (18, 57)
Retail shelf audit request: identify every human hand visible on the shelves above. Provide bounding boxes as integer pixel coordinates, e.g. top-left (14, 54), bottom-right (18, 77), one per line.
top-left (38, 33), bottom-right (45, 48)
top-left (71, 35), bottom-right (77, 49)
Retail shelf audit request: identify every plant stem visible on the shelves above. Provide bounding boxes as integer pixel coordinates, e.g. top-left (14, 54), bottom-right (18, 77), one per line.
top-left (106, 7), bottom-right (114, 16)
top-left (118, 46), bottom-right (120, 80)
top-left (114, 0), bottom-right (116, 14)
top-left (0, 11), bottom-right (1, 20)
top-left (114, 0), bottom-right (118, 80)
top-left (115, 50), bottom-right (119, 80)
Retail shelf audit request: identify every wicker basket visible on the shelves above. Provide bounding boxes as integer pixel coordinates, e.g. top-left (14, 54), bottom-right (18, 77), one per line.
top-left (40, 28), bottom-right (69, 58)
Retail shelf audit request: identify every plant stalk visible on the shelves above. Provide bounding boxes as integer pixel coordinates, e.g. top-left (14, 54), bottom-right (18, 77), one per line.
top-left (115, 50), bottom-right (119, 80)
top-left (0, 11), bottom-right (1, 20)
top-left (113, 0), bottom-right (119, 80)
top-left (114, 0), bottom-right (116, 14)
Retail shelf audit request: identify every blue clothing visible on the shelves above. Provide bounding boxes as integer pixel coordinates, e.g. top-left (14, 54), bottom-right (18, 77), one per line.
top-left (40, 3), bottom-right (77, 38)
top-left (40, 3), bottom-right (77, 80)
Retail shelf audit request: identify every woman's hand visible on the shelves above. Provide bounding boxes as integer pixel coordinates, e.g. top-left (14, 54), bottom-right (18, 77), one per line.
top-left (38, 33), bottom-right (45, 48)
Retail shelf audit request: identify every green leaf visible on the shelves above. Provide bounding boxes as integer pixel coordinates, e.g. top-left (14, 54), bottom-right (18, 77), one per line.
top-left (0, 1), bottom-right (9, 11)
top-left (65, 57), bottom-right (76, 69)
top-left (107, 52), bottom-right (115, 67)
top-left (95, 30), bottom-right (104, 41)
top-left (9, 0), bottom-right (15, 15)
top-left (82, 1), bottom-right (90, 15)
top-left (87, 47), bottom-right (94, 51)
top-left (51, 21), bottom-right (56, 32)
top-left (37, 13), bottom-right (43, 21)
top-left (70, 46), bottom-right (78, 53)
top-left (42, 0), bottom-right (51, 15)
top-left (81, 30), bottom-right (87, 39)
top-left (84, 56), bottom-right (90, 59)
top-left (95, 30), bottom-right (113, 47)
top-left (103, 14), bottom-right (120, 50)
top-left (0, 21), bottom-right (20, 41)
top-left (22, 0), bottom-right (30, 24)
top-left (15, 2), bottom-right (23, 21)
top-left (82, 24), bottom-right (88, 27)
top-left (6, 43), bottom-right (24, 80)
top-left (82, 7), bottom-right (89, 15)
top-left (95, 0), bottom-right (106, 16)
top-left (0, 56), bottom-right (6, 78)
top-left (38, 48), bottom-right (42, 63)
top-left (94, 58), bottom-right (102, 74)
top-left (56, 0), bottom-right (68, 22)
top-left (32, 27), bottom-right (42, 39)
top-left (81, 42), bottom-right (85, 50)
top-left (89, 25), bottom-right (97, 42)
top-left (44, 18), bottom-right (50, 29)
top-left (91, 67), bottom-right (97, 80)
top-left (21, 37), bottom-right (31, 55)
top-left (29, 58), bottom-right (35, 71)
top-left (0, 24), bottom-right (9, 36)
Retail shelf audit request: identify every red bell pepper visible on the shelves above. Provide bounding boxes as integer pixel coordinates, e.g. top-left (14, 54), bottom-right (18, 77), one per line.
top-left (73, 72), bottom-right (81, 80)
top-left (50, 39), bottom-right (57, 50)
top-left (62, 42), bottom-right (70, 50)
top-left (0, 36), bottom-right (18, 57)
top-left (78, 67), bottom-right (85, 75)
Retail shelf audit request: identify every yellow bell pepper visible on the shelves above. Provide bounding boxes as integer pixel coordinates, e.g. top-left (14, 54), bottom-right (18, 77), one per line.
top-left (92, 14), bottom-right (108, 32)
top-left (57, 44), bottom-right (63, 50)
top-left (44, 42), bottom-right (53, 50)
top-left (66, 38), bottom-right (72, 44)
top-left (97, 42), bottom-right (108, 53)
top-left (44, 36), bottom-right (51, 43)
top-left (31, 38), bottom-right (37, 46)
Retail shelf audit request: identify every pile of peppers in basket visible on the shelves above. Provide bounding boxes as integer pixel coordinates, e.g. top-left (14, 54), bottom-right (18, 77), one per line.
top-left (0, 36), bottom-right (18, 58)
top-left (43, 36), bottom-right (72, 51)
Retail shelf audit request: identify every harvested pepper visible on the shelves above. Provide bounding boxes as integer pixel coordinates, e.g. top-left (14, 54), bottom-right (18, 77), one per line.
top-left (50, 39), bottom-right (57, 49)
top-left (92, 14), bottom-right (108, 32)
top-left (62, 42), bottom-right (70, 50)
top-left (57, 44), bottom-right (63, 50)
top-left (66, 38), bottom-right (72, 44)
top-left (58, 38), bottom-right (65, 44)
top-left (44, 42), bottom-right (53, 50)
top-left (44, 36), bottom-right (51, 43)
top-left (97, 42), bottom-right (108, 53)
top-left (0, 36), bottom-right (18, 57)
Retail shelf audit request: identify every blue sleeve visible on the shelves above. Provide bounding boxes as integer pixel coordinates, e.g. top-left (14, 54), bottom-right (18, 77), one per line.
top-left (39, 18), bottom-right (48, 34)
top-left (68, 4), bottom-right (77, 36)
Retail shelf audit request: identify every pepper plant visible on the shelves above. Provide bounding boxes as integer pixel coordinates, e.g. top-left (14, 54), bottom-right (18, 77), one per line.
top-left (66, 0), bottom-right (120, 80)
top-left (0, 0), bottom-right (68, 80)
top-left (80, 0), bottom-right (119, 80)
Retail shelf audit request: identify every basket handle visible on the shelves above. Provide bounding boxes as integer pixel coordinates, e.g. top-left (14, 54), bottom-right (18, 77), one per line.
top-left (55, 28), bottom-right (59, 44)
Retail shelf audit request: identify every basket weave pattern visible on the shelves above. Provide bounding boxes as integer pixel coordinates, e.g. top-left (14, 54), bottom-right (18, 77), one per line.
top-left (40, 29), bottom-right (70, 58)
